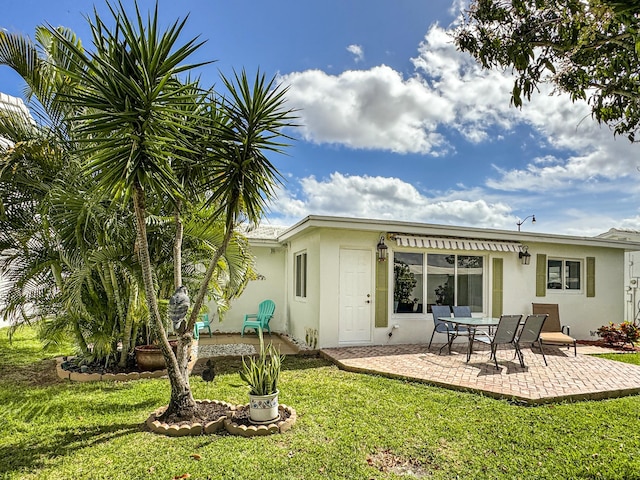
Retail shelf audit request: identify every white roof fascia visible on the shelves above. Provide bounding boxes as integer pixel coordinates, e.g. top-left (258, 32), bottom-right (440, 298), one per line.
top-left (277, 215), bottom-right (640, 251)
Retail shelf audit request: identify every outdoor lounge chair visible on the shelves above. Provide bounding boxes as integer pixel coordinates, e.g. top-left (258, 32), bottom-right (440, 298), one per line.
top-left (515, 314), bottom-right (548, 367)
top-left (473, 314), bottom-right (523, 370)
top-left (241, 299), bottom-right (275, 336)
top-left (532, 303), bottom-right (577, 356)
top-left (193, 313), bottom-right (212, 340)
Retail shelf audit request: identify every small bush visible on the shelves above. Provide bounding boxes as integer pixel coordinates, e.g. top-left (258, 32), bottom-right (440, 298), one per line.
top-left (597, 321), bottom-right (640, 345)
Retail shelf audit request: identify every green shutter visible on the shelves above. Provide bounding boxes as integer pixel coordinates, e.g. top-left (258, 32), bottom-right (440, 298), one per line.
top-left (375, 260), bottom-right (389, 328)
top-left (536, 254), bottom-right (547, 297)
top-left (586, 256), bottom-right (596, 298)
top-left (492, 258), bottom-right (503, 318)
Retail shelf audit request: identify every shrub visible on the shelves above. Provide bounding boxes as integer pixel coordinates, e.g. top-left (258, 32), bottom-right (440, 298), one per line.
top-left (597, 322), bottom-right (640, 345)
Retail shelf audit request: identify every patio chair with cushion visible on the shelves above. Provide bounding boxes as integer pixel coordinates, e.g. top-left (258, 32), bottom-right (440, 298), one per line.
top-left (532, 303), bottom-right (577, 356)
top-left (241, 299), bottom-right (276, 336)
top-left (428, 305), bottom-right (455, 352)
top-left (473, 314), bottom-right (523, 370)
top-left (515, 314), bottom-right (548, 367)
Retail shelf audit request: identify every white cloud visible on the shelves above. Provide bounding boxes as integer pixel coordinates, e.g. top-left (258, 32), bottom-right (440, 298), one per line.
top-left (279, 66), bottom-right (454, 155)
top-left (272, 172), bottom-right (516, 228)
top-left (271, 16), bottom-right (640, 233)
top-left (346, 44), bottom-right (364, 63)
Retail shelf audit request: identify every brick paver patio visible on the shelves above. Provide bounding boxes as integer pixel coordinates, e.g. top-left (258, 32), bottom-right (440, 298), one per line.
top-left (320, 343), bottom-right (640, 404)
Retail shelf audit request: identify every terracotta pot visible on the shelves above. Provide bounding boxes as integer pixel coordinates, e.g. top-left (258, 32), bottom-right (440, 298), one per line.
top-left (135, 341), bottom-right (178, 371)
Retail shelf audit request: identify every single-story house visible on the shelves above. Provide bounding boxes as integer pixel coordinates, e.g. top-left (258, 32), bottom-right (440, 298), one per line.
top-left (597, 228), bottom-right (640, 323)
top-left (212, 215), bottom-right (640, 349)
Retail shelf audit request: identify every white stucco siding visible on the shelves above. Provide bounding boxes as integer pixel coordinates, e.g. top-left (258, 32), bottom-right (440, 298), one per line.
top-left (515, 242), bottom-right (624, 341)
top-left (211, 245), bottom-right (286, 333)
top-left (316, 228), bottom-right (379, 347)
top-left (287, 232), bottom-right (321, 346)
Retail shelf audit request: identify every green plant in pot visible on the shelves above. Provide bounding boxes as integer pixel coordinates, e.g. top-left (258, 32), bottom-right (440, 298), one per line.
top-left (240, 330), bottom-right (284, 424)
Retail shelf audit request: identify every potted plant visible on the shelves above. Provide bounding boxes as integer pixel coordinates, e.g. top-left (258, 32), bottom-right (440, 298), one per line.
top-left (240, 330), bottom-right (284, 424)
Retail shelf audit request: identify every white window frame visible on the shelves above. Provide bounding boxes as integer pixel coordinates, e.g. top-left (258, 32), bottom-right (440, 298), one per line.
top-left (547, 257), bottom-right (583, 293)
top-left (294, 251), bottom-right (307, 299)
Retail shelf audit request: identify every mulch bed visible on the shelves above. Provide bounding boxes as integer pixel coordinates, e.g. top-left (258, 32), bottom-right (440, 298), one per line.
top-left (228, 404), bottom-right (292, 427)
top-left (577, 339), bottom-right (640, 352)
top-left (159, 401), bottom-right (232, 426)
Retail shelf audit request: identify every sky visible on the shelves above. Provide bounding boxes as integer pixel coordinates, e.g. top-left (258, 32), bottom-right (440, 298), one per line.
top-left (1, 0), bottom-right (639, 236)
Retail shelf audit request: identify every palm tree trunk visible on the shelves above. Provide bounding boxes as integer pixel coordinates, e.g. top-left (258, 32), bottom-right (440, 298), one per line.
top-left (118, 282), bottom-right (138, 368)
top-left (173, 204), bottom-right (183, 290)
top-left (133, 182), bottom-right (197, 419)
top-left (183, 227), bottom-right (234, 346)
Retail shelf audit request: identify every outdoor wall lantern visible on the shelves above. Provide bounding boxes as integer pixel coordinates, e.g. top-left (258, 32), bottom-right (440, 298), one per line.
top-left (519, 245), bottom-right (532, 265)
top-left (377, 235), bottom-right (388, 262)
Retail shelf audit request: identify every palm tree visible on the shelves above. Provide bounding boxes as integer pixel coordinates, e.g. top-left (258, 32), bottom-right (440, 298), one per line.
top-left (0, 16), bottom-right (258, 374)
top-left (48, 2), bottom-right (295, 420)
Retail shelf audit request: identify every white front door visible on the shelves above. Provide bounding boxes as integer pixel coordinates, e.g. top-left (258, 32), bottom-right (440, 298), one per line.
top-left (339, 248), bottom-right (372, 344)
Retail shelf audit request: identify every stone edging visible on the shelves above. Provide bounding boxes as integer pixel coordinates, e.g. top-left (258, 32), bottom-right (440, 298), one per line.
top-left (54, 354), bottom-right (198, 382)
top-left (224, 404), bottom-right (297, 437)
top-left (145, 401), bottom-right (296, 437)
top-left (146, 400), bottom-right (234, 436)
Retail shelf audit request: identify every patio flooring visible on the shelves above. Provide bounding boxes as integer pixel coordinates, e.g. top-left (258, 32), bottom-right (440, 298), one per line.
top-left (320, 343), bottom-right (640, 404)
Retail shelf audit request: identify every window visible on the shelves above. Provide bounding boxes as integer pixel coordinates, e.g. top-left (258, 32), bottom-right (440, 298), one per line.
top-left (548, 258), bottom-right (581, 291)
top-left (393, 252), bottom-right (423, 313)
top-left (426, 254), bottom-right (483, 313)
top-left (393, 252), bottom-right (484, 314)
top-left (294, 252), bottom-right (307, 298)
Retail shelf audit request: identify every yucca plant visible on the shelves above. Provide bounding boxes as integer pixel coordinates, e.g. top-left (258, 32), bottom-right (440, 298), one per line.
top-left (240, 330), bottom-right (283, 396)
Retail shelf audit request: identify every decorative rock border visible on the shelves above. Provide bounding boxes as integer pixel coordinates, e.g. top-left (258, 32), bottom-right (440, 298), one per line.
top-left (55, 354), bottom-right (198, 382)
top-left (224, 404), bottom-right (297, 437)
top-left (144, 402), bottom-right (297, 437)
top-left (146, 400), bottom-right (235, 437)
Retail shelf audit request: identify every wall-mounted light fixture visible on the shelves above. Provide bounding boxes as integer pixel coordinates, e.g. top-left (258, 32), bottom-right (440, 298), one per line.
top-left (519, 245), bottom-right (532, 265)
top-left (376, 235), bottom-right (388, 262)
top-left (516, 214), bottom-right (536, 231)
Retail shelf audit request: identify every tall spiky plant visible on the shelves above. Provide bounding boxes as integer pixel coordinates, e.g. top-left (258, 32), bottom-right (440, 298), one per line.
top-left (46, 2), bottom-right (296, 420)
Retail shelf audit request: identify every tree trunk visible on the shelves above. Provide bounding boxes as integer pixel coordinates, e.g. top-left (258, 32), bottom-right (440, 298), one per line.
top-left (173, 204), bottom-right (183, 290)
top-left (132, 183), bottom-right (197, 420)
top-left (118, 283), bottom-right (138, 368)
top-left (183, 228), bottom-right (233, 341)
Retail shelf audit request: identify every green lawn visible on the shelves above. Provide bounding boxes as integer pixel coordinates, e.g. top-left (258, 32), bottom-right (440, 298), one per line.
top-left (2, 327), bottom-right (640, 479)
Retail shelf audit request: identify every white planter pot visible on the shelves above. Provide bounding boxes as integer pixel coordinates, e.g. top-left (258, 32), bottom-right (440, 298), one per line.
top-left (248, 390), bottom-right (279, 424)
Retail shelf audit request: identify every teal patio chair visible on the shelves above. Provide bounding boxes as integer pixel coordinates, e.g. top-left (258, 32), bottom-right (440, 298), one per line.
top-left (194, 313), bottom-right (212, 340)
top-left (241, 300), bottom-right (275, 336)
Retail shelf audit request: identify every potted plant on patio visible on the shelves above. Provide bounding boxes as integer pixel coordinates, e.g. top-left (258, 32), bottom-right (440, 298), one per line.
top-left (240, 330), bottom-right (284, 424)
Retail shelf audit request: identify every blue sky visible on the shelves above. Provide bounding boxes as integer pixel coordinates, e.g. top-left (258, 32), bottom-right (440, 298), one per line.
top-left (1, 0), bottom-right (638, 236)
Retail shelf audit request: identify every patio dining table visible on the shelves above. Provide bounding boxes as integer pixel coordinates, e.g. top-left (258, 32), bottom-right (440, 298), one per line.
top-left (438, 316), bottom-right (500, 362)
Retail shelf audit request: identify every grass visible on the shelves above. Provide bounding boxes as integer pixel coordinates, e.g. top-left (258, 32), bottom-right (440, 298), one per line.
top-left (2, 327), bottom-right (640, 479)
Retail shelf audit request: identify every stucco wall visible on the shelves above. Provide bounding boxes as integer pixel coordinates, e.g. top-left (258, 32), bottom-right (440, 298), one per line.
top-left (508, 242), bottom-right (625, 340)
top-left (286, 231), bottom-right (321, 346)
top-left (210, 245), bottom-right (286, 333)
top-left (223, 226), bottom-right (627, 348)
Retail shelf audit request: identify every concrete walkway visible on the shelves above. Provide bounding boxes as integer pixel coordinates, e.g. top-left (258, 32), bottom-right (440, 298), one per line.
top-left (320, 343), bottom-right (640, 404)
